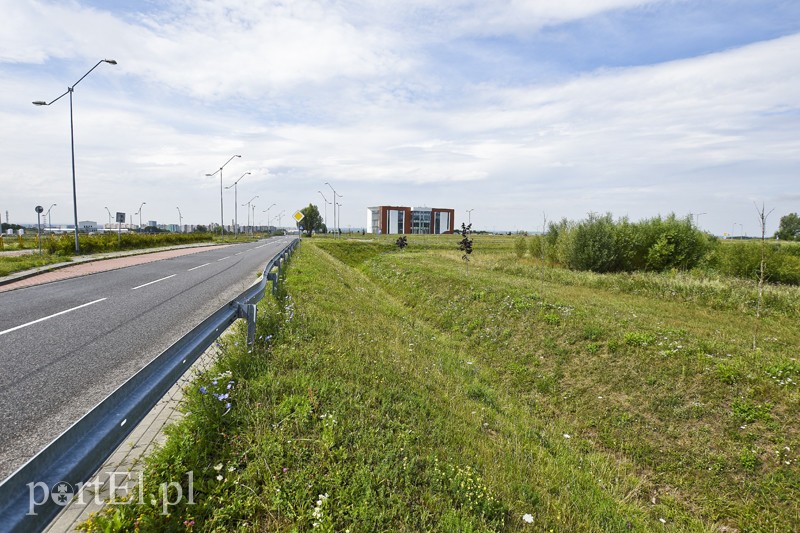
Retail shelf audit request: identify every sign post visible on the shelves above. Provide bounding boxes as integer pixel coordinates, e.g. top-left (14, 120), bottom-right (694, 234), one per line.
top-left (293, 211), bottom-right (304, 234)
top-left (116, 212), bottom-right (125, 246)
top-left (35, 205), bottom-right (44, 255)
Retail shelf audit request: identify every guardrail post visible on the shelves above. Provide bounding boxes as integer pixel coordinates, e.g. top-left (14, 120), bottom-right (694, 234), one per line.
top-left (236, 303), bottom-right (257, 345)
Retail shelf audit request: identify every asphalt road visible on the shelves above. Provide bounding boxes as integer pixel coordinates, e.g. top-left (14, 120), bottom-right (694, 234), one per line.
top-left (0, 235), bottom-right (296, 479)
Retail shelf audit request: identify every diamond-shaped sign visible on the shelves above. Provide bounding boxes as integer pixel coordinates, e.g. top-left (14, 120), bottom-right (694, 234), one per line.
top-left (293, 210), bottom-right (304, 223)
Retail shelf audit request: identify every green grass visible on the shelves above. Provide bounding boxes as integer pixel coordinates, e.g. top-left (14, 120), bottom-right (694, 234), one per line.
top-left (81, 236), bottom-right (800, 531)
top-left (0, 253), bottom-right (69, 277)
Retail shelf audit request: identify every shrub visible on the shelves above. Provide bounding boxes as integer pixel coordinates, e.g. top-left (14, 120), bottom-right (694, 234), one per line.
top-left (514, 236), bottom-right (527, 258)
top-left (565, 213), bottom-right (617, 273)
top-left (704, 241), bottom-right (800, 285)
top-left (542, 213), bottom-right (711, 274)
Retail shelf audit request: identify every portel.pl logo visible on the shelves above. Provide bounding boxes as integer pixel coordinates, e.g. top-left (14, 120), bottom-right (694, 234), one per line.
top-left (26, 471), bottom-right (194, 516)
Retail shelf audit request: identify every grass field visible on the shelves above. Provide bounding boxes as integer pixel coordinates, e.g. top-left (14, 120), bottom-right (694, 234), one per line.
top-left (0, 253), bottom-right (69, 277)
top-left (82, 235), bottom-right (799, 531)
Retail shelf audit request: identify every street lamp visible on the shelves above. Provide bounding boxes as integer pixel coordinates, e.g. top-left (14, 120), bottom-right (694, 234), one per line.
top-left (466, 209), bottom-right (474, 225)
top-left (276, 210), bottom-right (285, 230)
top-left (325, 182), bottom-right (342, 238)
top-left (135, 202), bottom-right (146, 230)
top-left (252, 203), bottom-right (257, 234)
top-left (104, 206), bottom-right (112, 227)
top-left (318, 190), bottom-right (330, 233)
top-left (225, 171), bottom-right (250, 238)
top-left (206, 154), bottom-right (241, 238)
top-left (176, 206), bottom-right (183, 232)
top-left (45, 203), bottom-right (57, 231)
top-left (243, 195), bottom-right (258, 236)
top-left (33, 58), bottom-right (117, 253)
top-left (262, 203), bottom-right (276, 231)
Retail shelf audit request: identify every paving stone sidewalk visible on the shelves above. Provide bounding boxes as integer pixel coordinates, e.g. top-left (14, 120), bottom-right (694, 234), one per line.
top-left (0, 243), bottom-right (229, 293)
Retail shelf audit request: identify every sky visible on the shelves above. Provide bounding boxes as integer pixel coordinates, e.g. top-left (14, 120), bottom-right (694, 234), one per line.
top-left (1, 0), bottom-right (798, 235)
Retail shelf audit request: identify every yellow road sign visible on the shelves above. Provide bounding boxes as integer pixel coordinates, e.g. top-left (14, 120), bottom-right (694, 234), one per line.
top-left (293, 210), bottom-right (304, 223)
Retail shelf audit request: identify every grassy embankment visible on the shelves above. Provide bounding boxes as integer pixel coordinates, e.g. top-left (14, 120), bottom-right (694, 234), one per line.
top-left (82, 235), bottom-right (799, 531)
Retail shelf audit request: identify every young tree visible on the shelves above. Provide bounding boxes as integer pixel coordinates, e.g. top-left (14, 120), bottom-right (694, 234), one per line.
top-left (395, 235), bottom-right (408, 250)
top-left (458, 222), bottom-right (473, 274)
top-left (775, 212), bottom-right (800, 241)
top-left (298, 204), bottom-right (324, 237)
top-left (753, 202), bottom-right (774, 350)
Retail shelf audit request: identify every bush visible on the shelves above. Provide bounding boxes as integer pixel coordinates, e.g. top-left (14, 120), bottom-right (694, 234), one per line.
top-left (528, 235), bottom-right (543, 258)
top-left (703, 241), bottom-right (800, 285)
top-left (566, 213), bottom-right (617, 273)
top-left (514, 236), bottom-right (527, 258)
top-left (543, 213), bottom-right (710, 274)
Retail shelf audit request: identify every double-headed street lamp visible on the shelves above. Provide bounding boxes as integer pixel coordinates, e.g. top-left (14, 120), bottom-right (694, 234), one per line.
top-left (176, 206), bottom-right (183, 232)
top-left (243, 195), bottom-right (258, 236)
top-left (224, 171), bottom-right (250, 237)
top-left (206, 155), bottom-right (241, 238)
top-left (33, 58), bottom-right (118, 253)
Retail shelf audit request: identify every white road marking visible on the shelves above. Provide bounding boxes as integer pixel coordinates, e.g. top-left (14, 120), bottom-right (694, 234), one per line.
top-left (187, 263), bottom-right (210, 271)
top-left (217, 256), bottom-right (231, 262)
top-left (131, 274), bottom-right (176, 290)
top-left (255, 244), bottom-right (266, 249)
top-left (235, 252), bottom-right (243, 256)
top-left (0, 298), bottom-right (107, 336)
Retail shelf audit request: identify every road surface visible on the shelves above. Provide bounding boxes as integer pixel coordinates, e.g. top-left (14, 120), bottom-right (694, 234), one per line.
top-left (0, 236), bottom-right (295, 479)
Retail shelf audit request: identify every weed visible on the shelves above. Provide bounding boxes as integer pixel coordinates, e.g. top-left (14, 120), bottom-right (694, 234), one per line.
top-left (731, 398), bottom-right (772, 424)
top-left (623, 331), bottom-right (656, 347)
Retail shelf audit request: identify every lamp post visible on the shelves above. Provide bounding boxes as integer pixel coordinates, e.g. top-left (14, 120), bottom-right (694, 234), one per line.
top-left (135, 202), bottom-right (146, 230)
top-left (252, 204), bottom-right (257, 234)
top-left (325, 182), bottom-right (338, 238)
top-left (466, 209), bottom-right (474, 225)
top-left (263, 203), bottom-right (276, 231)
top-left (243, 195), bottom-right (258, 236)
top-left (104, 206), bottom-right (112, 227)
top-left (225, 171), bottom-right (250, 238)
top-left (206, 154), bottom-right (241, 239)
top-left (33, 58), bottom-right (117, 253)
top-left (276, 210), bottom-right (285, 231)
top-left (176, 207), bottom-right (183, 232)
top-left (45, 203), bottom-right (57, 232)
top-left (317, 191), bottom-right (331, 233)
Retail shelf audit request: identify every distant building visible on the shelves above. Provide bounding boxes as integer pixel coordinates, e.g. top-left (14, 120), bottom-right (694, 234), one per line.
top-left (78, 220), bottom-right (98, 232)
top-left (366, 206), bottom-right (454, 235)
top-left (147, 220), bottom-right (157, 227)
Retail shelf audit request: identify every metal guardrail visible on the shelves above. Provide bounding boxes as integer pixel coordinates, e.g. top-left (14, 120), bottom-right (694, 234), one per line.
top-left (0, 237), bottom-right (299, 533)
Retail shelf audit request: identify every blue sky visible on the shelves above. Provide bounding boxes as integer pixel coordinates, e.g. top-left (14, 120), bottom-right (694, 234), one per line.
top-left (1, 0), bottom-right (798, 235)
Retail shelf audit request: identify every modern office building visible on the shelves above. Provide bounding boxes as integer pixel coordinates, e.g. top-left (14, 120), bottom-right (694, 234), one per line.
top-left (366, 206), bottom-right (455, 235)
